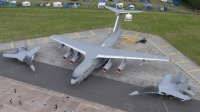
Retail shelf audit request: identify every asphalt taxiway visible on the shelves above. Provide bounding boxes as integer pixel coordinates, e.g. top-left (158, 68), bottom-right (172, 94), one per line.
top-left (0, 53), bottom-right (200, 112)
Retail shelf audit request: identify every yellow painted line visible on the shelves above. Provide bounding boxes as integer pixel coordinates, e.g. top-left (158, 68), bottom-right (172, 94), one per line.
top-left (44, 37), bottom-right (48, 43)
top-left (187, 69), bottom-right (200, 73)
top-left (176, 60), bottom-right (190, 64)
top-left (108, 28), bottom-right (111, 33)
top-left (121, 30), bottom-right (127, 36)
top-left (10, 42), bottom-right (14, 48)
top-left (89, 30), bottom-right (95, 36)
top-left (133, 32), bottom-right (140, 38)
top-left (148, 36), bottom-right (157, 40)
top-left (158, 44), bottom-right (170, 48)
top-left (28, 39), bottom-right (31, 46)
top-left (161, 96), bottom-right (169, 112)
top-left (167, 52), bottom-right (180, 56)
top-left (75, 32), bottom-right (80, 38)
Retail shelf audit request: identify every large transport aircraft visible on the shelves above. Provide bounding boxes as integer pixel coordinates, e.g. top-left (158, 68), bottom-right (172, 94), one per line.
top-left (50, 6), bottom-right (170, 84)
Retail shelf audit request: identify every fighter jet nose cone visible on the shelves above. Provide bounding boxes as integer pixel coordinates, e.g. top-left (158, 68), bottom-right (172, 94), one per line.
top-left (129, 91), bottom-right (139, 95)
top-left (30, 65), bottom-right (35, 71)
top-left (71, 79), bottom-right (76, 84)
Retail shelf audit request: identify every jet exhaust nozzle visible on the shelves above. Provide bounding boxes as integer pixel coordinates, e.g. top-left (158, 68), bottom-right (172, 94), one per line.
top-left (102, 59), bottom-right (113, 72)
top-left (63, 48), bottom-right (74, 60)
top-left (70, 52), bottom-right (81, 65)
top-left (116, 59), bottom-right (126, 73)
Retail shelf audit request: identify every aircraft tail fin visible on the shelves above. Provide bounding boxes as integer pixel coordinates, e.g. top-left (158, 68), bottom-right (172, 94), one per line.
top-left (171, 72), bottom-right (182, 83)
top-left (105, 6), bottom-right (142, 33)
top-left (25, 40), bottom-right (28, 50)
top-left (13, 42), bottom-right (16, 49)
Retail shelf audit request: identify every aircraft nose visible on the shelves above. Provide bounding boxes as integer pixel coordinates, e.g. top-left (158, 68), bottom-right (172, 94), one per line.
top-left (71, 79), bottom-right (76, 84)
top-left (129, 91), bottom-right (139, 95)
top-left (30, 65), bottom-right (35, 71)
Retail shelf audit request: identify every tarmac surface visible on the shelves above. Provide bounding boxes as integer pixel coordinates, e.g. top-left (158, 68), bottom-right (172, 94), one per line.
top-left (0, 53), bottom-right (200, 112)
top-left (0, 28), bottom-right (200, 112)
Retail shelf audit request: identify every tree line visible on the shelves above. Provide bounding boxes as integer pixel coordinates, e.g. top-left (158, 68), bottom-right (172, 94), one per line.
top-left (181, 0), bottom-right (200, 9)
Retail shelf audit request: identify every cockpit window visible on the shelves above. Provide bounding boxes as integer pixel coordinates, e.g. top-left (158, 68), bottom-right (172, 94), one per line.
top-left (73, 73), bottom-right (82, 77)
top-left (72, 76), bottom-right (78, 80)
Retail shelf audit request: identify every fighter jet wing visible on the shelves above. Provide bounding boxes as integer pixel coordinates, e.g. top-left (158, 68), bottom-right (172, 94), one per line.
top-left (97, 47), bottom-right (170, 61)
top-left (3, 53), bottom-right (23, 61)
top-left (3, 54), bottom-right (18, 59)
top-left (160, 88), bottom-right (191, 101)
top-left (159, 74), bottom-right (172, 86)
top-left (50, 35), bottom-right (97, 55)
top-left (27, 46), bottom-right (40, 57)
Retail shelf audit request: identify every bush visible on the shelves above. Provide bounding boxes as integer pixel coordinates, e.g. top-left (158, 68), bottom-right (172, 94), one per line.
top-left (181, 0), bottom-right (200, 9)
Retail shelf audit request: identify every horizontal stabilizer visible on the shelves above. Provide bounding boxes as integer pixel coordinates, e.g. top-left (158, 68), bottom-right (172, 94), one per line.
top-left (105, 6), bottom-right (142, 14)
top-left (183, 89), bottom-right (195, 96)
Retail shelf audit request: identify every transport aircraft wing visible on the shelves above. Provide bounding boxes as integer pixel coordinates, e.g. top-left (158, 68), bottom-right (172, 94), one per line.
top-left (51, 35), bottom-right (170, 61)
top-left (96, 47), bottom-right (169, 61)
top-left (51, 35), bottom-right (96, 55)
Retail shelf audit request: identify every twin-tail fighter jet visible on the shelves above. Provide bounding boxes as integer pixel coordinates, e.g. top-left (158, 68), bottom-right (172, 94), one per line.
top-left (129, 72), bottom-right (195, 101)
top-left (3, 41), bottom-right (40, 71)
top-left (50, 6), bottom-right (171, 84)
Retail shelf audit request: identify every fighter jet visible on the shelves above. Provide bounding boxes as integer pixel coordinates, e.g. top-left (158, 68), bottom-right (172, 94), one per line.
top-left (50, 6), bottom-right (170, 84)
top-left (3, 41), bottom-right (40, 71)
top-left (129, 72), bottom-right (195, 101)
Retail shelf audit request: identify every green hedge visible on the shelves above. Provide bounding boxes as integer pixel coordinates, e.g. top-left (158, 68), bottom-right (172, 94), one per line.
top-left (181, 0), bottom-right (200, 9)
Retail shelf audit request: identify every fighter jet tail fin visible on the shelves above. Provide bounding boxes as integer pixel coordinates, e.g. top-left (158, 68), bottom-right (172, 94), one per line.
top-left (25, 40), bottom-right (28, 50)
top-left (171, 72), bottom-right (182, 83)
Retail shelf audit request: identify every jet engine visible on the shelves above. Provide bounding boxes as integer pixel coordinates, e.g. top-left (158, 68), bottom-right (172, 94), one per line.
top-left (102, 59), bottom-right (113, 72)
top-left (116, 59), bottom-right (126, 73)
top-left (70, 52), bottom-right (81, 65)
top-left (58, 44), bottom-right (65, 50)
top-left (63, 48), bottom-right (74, 60)
top-left (139, 60), bottom-right (145, 67)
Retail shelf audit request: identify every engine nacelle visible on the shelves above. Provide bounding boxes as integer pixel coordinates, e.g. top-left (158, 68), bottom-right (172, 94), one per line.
top-left (58, 44), bottom-right (65, 50)
top-left (116, 59), bottom-right (126, 73)
top-left (139, 60), bottom-right (145, 67)
top-left (70, 52), bottom-right (81, 65)
top-left (63, 48), bottom-right (74, 60)
top-left (102, 59), bottom-right (113, 72)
